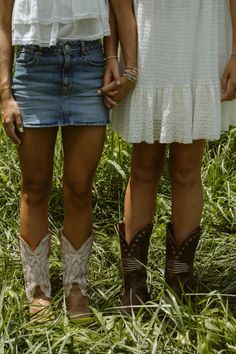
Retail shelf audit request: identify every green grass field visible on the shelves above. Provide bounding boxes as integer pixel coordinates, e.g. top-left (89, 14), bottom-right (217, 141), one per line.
top-left (0, 126), bottom-right (235, 353)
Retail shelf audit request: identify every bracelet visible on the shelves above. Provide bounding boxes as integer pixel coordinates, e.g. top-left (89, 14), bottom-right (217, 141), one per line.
top-left (123, 67), bottom-right (138, 83)
top-left (123, 72), bottom-right (137, 83)
top-left (124, 66), bottom-right (138, 72)
top-left (0, 85), bottom-right (12, 96)
top-left (104, 55), bottom-right (118, 61)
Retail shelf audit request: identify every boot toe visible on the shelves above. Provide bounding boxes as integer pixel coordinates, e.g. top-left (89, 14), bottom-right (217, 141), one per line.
top-left (66, 284), bottom-right (91, 320)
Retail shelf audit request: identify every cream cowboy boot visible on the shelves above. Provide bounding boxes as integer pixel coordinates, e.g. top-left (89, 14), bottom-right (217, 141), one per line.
top-left (19, 234), bottom-right (51, 315)
top-left (61, 231), bottom-right (93, 320)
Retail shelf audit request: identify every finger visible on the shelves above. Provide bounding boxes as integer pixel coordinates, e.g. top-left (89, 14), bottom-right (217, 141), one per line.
top-left (104, 95), bottom-right (118, 106)
top-left (103, 70), bottom-right (112, 86)
top-left (112, 68), bottom-right (121, 86)
top-left (106, 90), bottom-right (119, 97)
top-left (4, 119), bottom-right (21, 145)
top-left (221, 80), bottom-right (235, 101)
top-left (104, 100), bottom-right (112, 109)
top-left (221, 71), bottom-right (229, 94)
top-left (15, 112), bottom-right (24, 133)
top-left (98, 81), bottom-right (118, 95)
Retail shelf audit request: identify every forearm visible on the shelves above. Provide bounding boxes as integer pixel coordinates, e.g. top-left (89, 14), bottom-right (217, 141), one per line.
top-left (0, 0), bottom-right (14, 98)
top-left (104, 3), bottom-right (118, 58)
top-left (110, 0), bottom-right (137, 68)
top-left (230, 0), bottom-right (236, 51)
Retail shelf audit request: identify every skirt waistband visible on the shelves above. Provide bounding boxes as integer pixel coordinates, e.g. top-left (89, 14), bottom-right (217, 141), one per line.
top-left (16, 40), bottom-right (102, 55)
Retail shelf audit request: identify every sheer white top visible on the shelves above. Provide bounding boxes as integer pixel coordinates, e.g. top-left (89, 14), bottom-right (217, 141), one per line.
top-left (12, 0), bottom-right (110, 46)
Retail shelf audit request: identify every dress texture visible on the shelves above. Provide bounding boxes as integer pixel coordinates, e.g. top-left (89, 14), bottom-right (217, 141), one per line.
top-left (12, 0), bottom-right (110, 46)
top-left (111, 0), bottom-right (236, 144)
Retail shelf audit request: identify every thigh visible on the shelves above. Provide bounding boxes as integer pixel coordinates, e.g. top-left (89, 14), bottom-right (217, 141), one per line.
top-left (62, 126), bottom-right (106, 182)
top-left (169, 140), bottom-right (205, 172)
top-left (18, 128), bottom-right (58, 181)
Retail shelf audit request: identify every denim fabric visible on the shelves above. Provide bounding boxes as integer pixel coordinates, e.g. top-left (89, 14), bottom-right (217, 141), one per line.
top-left (13, 40), bottom-right (109, 127)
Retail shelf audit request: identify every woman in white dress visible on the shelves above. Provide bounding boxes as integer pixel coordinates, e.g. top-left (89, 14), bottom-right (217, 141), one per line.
top-left (102, 0), bottom-right (236, 310)
top-left (0, 0), bottom-right (121, 319)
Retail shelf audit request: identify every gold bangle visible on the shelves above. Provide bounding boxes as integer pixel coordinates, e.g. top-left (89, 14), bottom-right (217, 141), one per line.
top-left (0, 85), bottom-right (12, 96)
top-left (104, 55), bottom-right (118, 61)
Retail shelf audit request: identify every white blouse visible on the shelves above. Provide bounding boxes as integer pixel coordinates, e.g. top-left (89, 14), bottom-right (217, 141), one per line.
top-left (12, 0), bottom-right (110, 46)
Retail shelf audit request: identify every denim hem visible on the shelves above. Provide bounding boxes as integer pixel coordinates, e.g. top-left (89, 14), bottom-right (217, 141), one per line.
top-left (23, 121), bottom-right (110, 128)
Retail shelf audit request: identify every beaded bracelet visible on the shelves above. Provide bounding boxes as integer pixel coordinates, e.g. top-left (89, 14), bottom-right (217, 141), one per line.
top-left (124, 66), bottom-right (138, 72)
top-left (123, 67), bottom-right (138, 83)
top-left (123, 73), bottom-right (137, 83)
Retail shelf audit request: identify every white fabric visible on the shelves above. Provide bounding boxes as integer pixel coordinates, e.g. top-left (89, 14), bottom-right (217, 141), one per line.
top-left (12, 0), bottom-right (110, 46)
top-left (111, 0), bottom-right (236, 144)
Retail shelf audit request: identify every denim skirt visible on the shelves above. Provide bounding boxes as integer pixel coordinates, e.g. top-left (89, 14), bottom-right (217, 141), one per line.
top-left (13, 40), bottom-right (109, 127)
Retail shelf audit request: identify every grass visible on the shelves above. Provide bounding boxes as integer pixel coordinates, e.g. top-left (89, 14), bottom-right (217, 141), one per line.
top-left (0, 126), bottom-right (235, 353)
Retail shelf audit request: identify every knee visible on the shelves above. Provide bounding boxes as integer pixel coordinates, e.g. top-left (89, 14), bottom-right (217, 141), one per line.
top-left (169, 163), bottom-right (201, 188)
top-left (63, 178), bottom-right (92, 206)
top-left (132, 160), bottom-right (163, 185)
top-left (22, 178), bottom-right (51, 206)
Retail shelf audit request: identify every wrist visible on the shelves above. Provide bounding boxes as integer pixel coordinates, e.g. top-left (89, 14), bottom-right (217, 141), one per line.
top-left (0, 84), bottom-right (12, 96)
top-left (123, 67), bottom-right (138, 84)
top-left (104, 55), bottom-right (118, 62)
top-left (0, 86), bottom-right (13, 105)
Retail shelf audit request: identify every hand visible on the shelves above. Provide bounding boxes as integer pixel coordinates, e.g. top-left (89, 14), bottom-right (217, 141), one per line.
top-left (221, 56), bottom-right (236, 102)
top-left (1, 92), bottom-right (23, 145)
top-left (103, 57), bottom-right (121, 87)
top-left (99, 76), bottom-right (136, 109)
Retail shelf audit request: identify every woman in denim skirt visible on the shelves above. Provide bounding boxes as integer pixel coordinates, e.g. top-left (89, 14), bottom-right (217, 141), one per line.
top-left (0, 0), bottom-right (124, 320)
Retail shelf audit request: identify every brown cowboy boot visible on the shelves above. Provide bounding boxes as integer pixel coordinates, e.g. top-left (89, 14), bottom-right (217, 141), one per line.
top-left (165, 223), bottom-right (201, 298)
top-left (116, 222), bottom-right (153, 313)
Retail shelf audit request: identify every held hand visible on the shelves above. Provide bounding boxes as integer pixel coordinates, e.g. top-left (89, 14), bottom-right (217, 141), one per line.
top-left (1, 93), bottom-right (23, 145)
top-left (99, 76), bottom-right (136, 109)
top-left (103, 57), bottom-right (121, 87)
top-left (221, 56), bottom-right (236, 101)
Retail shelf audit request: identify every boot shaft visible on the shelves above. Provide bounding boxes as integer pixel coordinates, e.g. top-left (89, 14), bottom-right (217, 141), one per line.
top-left (165, 223), bottom-right (201, 296)
top-left (60, 231), bottom-right (93, 298)
top-left (19, 234), bottom-right (51, 303)
top-left (116, 222), bottom-right (153, 308)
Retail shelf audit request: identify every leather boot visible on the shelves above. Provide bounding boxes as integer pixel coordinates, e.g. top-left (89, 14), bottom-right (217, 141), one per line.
top-left (116, 222), bottom-right (153, 313)
top-left (165, 223), bottom-right (201, 297)
top-left (61, 231), bottom-right (93, 320)
top-left (19, 234), bottom-right (51, 316)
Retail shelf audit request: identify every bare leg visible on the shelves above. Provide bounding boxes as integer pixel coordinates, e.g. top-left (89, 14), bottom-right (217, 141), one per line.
top-left (18, 128), bottom-right (58, 250)
top-left (124, 142), bottom-right (166, 243)
top-left (62, 126), bottom-right (106, 249)
top-left (169, 140), bottom-right (205, 244)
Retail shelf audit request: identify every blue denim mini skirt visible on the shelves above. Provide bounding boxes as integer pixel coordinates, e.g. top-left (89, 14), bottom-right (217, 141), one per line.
top-left (13, 40), bottom-right (109, 127)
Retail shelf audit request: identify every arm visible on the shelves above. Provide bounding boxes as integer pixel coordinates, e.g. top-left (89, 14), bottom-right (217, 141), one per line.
top-left (100, 0), bottom-right (138, 108)
top-left (221, 0), bottom-right (236, 101)
top-left (0, 0), bottom-right (22, 144)
top-left (110, 0), bottom-right (137, 68)
top-left (103, 3), bottom-right (120, 87)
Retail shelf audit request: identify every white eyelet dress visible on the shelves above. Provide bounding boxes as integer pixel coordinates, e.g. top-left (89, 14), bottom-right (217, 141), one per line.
top-left (111, 0), bottom-right (236, 144)
top-left (12, 0), bottom-right (110, 46)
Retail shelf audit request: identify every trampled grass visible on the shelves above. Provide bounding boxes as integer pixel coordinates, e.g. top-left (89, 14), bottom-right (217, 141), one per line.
top-left (0, 126), bottom-right (235, 353)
